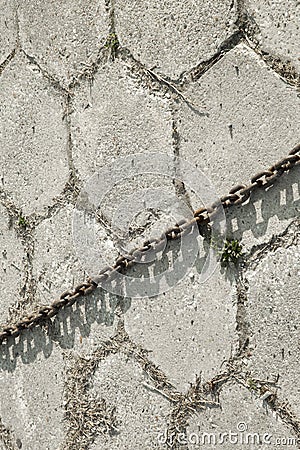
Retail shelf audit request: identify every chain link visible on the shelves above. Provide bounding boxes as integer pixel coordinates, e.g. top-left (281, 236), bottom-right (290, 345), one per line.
top-left (0, 143), bottom-right (299, 344)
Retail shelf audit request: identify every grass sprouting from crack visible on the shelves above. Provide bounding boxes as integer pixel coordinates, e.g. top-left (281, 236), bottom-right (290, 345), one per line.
top-left (220, 239), bottom-right (244, 266)
top-left (18, 215), bottom-right (28, 228)
top-left (105, 33), bottom-right (119, 60)
top-left (210, 236), bottom-right (244, 267)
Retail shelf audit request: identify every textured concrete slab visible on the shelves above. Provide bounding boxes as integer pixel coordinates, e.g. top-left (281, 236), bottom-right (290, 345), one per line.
top-left (33, 205), bottom-right (84, 305)
top-left (0, 0), bottom-right (17, 66)
top-left (71, 59), bottom-right (173, 183)
top-left (0, 342), bottom-right (65, 450)
top-left (177, 43), bottom-right (300, 249)
top-left (123, 262), bottom-right (238, 392)
top-left (33, 205), bottom-right (118, 352)
top-left (89, 353), bottom-right (170, 450)
top-left (0, 204), bottom-right (25, 325)
top-left (71, 59), bottom-right (178, 273)
top-left (187, 382), bottom-right (298, 449)
top-left (115, 0), bottom-right (237, 79)
top-left (245, 226), bottom-right (300, 417)
top-left (225, 162), bottom-right (300, 251)
top-left (18, 0), bottom-right (110, 86)
top-left (0, 1), bottom-right (299, 448)
top-left (0, 52), bottom-right (69, 216)
top-left (246, 0), bottom-right (300, 72)
top-left (178, 44), bottom-right (300, 197)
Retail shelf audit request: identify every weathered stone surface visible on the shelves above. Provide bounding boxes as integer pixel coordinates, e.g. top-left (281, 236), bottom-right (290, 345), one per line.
top-left (89, 353), bottom-right (170, 449)
top-left (0, 343), bottom-right (65, 450)
top-left (0, 2), bottom-right (299, 448)
top-left (178, 43), bottom-right (300, 250)
top-left (33, 205), bottom-right (118, 351)
top-left (71, 59), bottom-right (177, 264)
top-left (245, 229), bottom-right (300, 417)
top-left (0, 0), bottom-right (17, 66)
top-left (0, 204), bottom-right (25, 324)
top-left (225, 162), bottom-right (300, 251)
top-left (124, 261), bottom-right (238, 392)
top-left (71, 59), bottom-right (173, 183)
top-left (115, 0), bottom-right (237, 79)
top-left (178, 44), bottom-right (300, 196)
top-left (187, 382), bottom-right (298, 449)
top-left (33, 205), bottom-right (84, 304)
top-left (18, 0), bottom-right (110, 85)
top-left (246, 0), bottom-right (300, 72)
top-left (0, 52), bottom-right (69, 216)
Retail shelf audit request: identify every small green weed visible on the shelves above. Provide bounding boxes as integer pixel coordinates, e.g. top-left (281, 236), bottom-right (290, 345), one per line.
top-left (105, 33), bottom-right (119, 60)
top-left (220, 238), bottom-right (244, 266)
top-left (18, 216), bottom-right (28, 228)
top-left (247, 378), bottom-right (258, 392)
top-left (209, 236), bottom-right (244, 266)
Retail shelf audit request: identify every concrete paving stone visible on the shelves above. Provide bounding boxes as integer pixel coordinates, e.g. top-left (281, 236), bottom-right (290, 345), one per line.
top-left (245, 236), bottom-right (300, 417)
top-left (71, 58), bottom-right (179, 257)
top-left (0, 0), bottom-right (17, 66)
top-left (0, 204), bottom-right (26, 325)
top-left (0, 343), bottom-right (65, 450)
top-left (114, 0), bottom-right (237, 80)
top-left (123, 261), bottom-right (238, 392)
top-left (89, 352), bottom-right (170, 450)
top-left (225, 162), bottom-right (300, 252)
top-left (33, 205), bottom-right (85, 305)
top-left (33, 204), bottom-right (118, 352)
top-left (71, 58), bottom-right (174, 184)
top-left (245, 0), bottom-right (300, 72)
top-left (177, 43), bottom-right (300, 250)
top-left (18, 0), bottom-right (110, 86)
top-left (178, 43), bottom-right (300, 196)
top-left (0, 52), bottom-right (69, 216)
top-left (186, 382), bottom-right (298, 449)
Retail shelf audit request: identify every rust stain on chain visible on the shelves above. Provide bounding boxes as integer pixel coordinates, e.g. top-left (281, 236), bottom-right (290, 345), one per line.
top-left (0, 143), bottom-right (299, 344)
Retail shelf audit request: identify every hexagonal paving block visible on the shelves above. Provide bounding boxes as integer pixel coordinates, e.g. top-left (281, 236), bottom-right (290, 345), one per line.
top-left (0, 0), bottom-right (17, 66)
top-left (245, 231), bottom-right (300, 417)
top-left (88, 353), bottom-right (170, 449)
top-left (71, 59), bottom-right (173, 183)
top-left (186, 382), bottom-right (298, 449)
top-left (123, 261), bottom-right (238, 392)
top-left (178, 43), bottom-right (300, 196)
top-left (33, 205), bottom-right (84, 305)
top-left (245, 0), bottom-right (300, 72)
top-left (177, 43), bottom-right (300, 249)
top-left (0, 52), bottom-right (69, 216)
top-left (18, 0), bottom-right (110, 86)
top-left (114, 0), bottom-right (237, 79)
top-left (0, 204), bottom-right (26, 324)
top-left (33, 204), bottom-right (118, 351)
top-left (0, 341), bottom-right (65, 450)
top-left (71, 58), bottom-right (178, 256)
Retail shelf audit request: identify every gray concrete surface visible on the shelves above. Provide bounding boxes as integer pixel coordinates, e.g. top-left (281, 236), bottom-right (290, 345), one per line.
top-left (124, 263), bottom-right (238, 392)
top-left (18, 0), bottom-right (110, 87)
top-left (0, 204), bottom-right (25, 325)
top-left (0, 1), bottom-right (299, 449)
top-left (245, 222), bottom-right (300, 416)
top-left (245, 0), bottom-right (300, 72)
top-left (0, 52), bottom-right (69, 216)
top-left (187, 382), bottom-right (299, 449)
top-left (114, 0), bottom-right (237, 79)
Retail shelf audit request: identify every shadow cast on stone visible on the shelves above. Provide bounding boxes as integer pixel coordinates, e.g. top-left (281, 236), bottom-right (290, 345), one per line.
top-left (225, 164), bottom-right (300, 244)
top-left (0, 164), bottom-right (299, 371)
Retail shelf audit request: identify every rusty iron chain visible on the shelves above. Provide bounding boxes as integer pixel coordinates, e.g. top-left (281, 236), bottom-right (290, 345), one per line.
top-left (0, 143), bottom-right (299, 344)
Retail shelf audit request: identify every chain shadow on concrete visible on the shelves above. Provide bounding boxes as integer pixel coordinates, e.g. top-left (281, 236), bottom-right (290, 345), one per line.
top-left (0, 163), bottom-right (299, 373)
